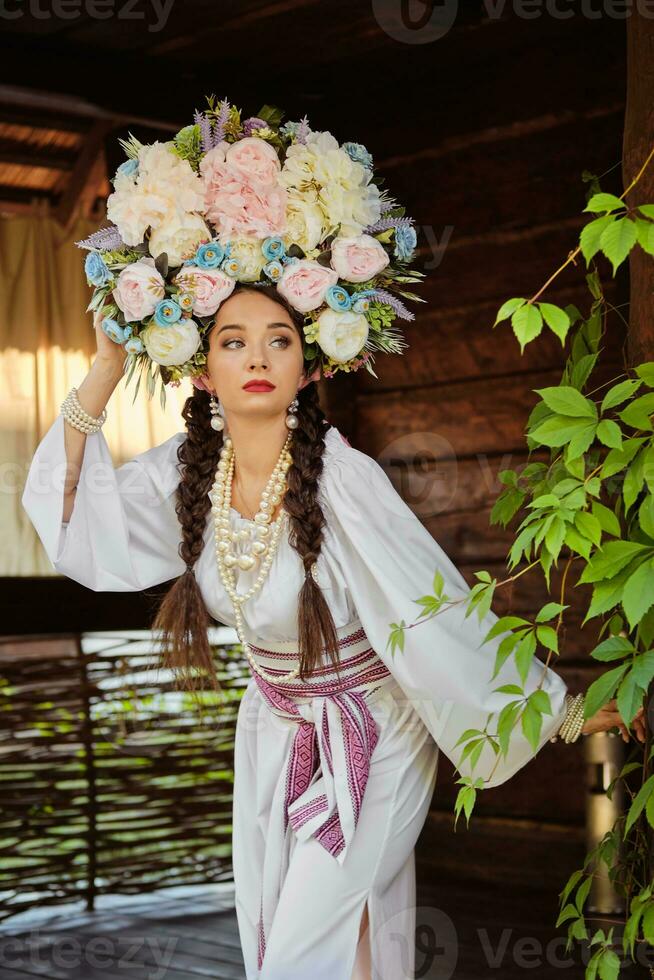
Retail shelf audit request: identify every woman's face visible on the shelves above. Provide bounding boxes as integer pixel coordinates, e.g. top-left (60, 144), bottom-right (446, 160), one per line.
top-left (205, 289), bottom-right (307, 422)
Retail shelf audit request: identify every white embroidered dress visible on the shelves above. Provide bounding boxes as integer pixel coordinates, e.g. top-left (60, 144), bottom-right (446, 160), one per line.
top-left (22, 416), bottom-right (569, 980)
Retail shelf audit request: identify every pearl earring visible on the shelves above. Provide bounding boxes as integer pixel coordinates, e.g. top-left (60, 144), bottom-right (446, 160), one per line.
top-left (285, 396), bottom-right (299, 430)
top-left (209, 394), bottom-right (225, 431)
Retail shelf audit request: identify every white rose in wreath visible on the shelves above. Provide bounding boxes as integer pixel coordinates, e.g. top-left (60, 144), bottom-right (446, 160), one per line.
top-left (142, 318), bottom-right (202, 366)
top-left (148, 212), bottom-right (211, 268)
top-left (316, 309), bottom-right (369, 363)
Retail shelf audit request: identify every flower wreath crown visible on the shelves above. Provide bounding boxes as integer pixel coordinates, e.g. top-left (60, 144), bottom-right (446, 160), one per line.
top-left (76, 95), bottom-right (426, 408)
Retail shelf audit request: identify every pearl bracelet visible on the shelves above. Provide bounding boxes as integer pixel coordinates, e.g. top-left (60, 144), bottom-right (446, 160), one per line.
top-left (550, 692), bottom-right (586, 743)
top-left (61, 387), bottom-right (107, 434)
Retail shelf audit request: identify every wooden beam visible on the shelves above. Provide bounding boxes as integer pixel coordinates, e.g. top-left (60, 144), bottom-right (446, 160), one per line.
top-left (0, 141), bottom-right (76, 171)
top-left (0, 84), bottom-right (182, 132)
top-left (0, 186), bottom-right (53, 212)
top-left (52, 119), bottom-right (112, 231)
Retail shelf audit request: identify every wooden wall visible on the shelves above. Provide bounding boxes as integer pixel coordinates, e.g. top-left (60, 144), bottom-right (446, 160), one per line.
top-left (320, 13), bottom-right (630, 883)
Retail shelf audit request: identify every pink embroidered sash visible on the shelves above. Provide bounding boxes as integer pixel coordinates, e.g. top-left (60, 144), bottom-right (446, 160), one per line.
top-left (243, 618), bottom-right (396, 971)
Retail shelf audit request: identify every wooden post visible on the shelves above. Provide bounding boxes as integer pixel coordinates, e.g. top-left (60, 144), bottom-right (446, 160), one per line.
top-left (623, 12), bottom-right (654, 929)
top-left (622, 14), bottom-right (654, 367)
top-left (53, 119), bottom-right (115, 233)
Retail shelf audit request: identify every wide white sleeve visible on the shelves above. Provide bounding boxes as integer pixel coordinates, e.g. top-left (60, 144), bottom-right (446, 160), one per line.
top-left (21, 414), bottom-right (187, 591)
top-left (319, 443), bottom-right (569, 789)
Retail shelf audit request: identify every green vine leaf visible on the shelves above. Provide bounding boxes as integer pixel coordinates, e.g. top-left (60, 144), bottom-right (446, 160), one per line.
top-left (494, 296), bottom-right (526, 326)
top-left (618, 392), bottom-right (654, 430)
top-left (580, 214), bottom-right (615, 265)
top-left (584, 663), bottom-right (629, 719)
top-left (595, 419), bottom-right (623, 449)
top-left (534, 385), bottom-right (598, 419)
top-left (600, 378), bottom-right (642, 413)
top-left (622, 559), bottom-right (654, 630)
top-left (599, 216), bottom-right (638, 276)
top-left (583, 192), bottom-right (626, 214)
top-left (511, 304), bottom-right (543, 351)
top-left (635, 217), bottom-right (654, 256)
top-left (538, 302), bottom-right (571, 343)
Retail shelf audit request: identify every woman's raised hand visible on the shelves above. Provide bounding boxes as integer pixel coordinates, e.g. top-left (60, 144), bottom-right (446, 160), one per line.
top-left (581, 698), bottom-right (647, 743)
top-left (93, 306), bottom-right (126, 376)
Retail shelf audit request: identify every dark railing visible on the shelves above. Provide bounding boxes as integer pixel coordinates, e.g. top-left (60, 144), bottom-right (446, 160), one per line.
top-left (0, 628), bottom-right (247, 923)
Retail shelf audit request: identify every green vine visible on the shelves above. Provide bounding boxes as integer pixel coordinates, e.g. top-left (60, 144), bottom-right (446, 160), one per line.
top-left (386, 145), bottom-right (654, 975)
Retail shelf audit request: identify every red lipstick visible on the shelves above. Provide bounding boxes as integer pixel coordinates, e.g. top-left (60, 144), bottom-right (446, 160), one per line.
top-left (242, 380), bottom-right (276, 392)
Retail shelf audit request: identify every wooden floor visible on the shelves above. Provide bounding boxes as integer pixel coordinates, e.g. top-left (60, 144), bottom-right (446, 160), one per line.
top-left (1, 880), bottom-right (649, 979)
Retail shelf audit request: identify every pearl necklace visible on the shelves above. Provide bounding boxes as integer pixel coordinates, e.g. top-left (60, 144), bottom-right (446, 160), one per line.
top-left (211, 434), bottom-right (302, 684)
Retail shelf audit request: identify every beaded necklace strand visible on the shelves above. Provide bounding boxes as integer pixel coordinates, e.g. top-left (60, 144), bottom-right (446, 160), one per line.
top-left (210, 434), bottom-right (302, 683)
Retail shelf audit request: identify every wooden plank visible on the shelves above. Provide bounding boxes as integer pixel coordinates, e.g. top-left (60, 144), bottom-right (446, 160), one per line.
top-left (356, 362), bottom-right (621, 458)
top-left (411, 221), bottom-right (600, 312)
top-left (381, 451), bottom-right (549, 521)
top-left (357, 375), bottom-right (542, 457)
top-left (358, 280), bottom-right (623, 392)
top-left (383, 108), bottom-right (623, 234)
top-left (417, 809), bottom-right (586, 888)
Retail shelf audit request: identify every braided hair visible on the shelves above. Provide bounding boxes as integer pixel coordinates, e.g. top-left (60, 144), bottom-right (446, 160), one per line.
top-left (151, 284), bottom-right (341, 692)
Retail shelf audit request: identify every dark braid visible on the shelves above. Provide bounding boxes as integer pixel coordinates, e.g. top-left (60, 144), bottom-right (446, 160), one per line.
top-left (284, 381), bottom-right (341, 681)
top-left (152, 283), bottom-right (340, 692)
top-left (150, 386), bottom-right (224, 693)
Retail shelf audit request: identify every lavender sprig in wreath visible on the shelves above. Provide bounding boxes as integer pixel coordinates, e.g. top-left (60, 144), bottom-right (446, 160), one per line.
top-left (75, 224), bottom-right (124, 252)
top-left (295, 115), bottom-right (311, 145)
top-left (212, 99), bottom-right (231, 145)
top-left (364, 215), bottom-right (416, 234)
top-left (194, 110), bottom-right (214, 155)
top-left (369, 288), bottom-right (415, 320)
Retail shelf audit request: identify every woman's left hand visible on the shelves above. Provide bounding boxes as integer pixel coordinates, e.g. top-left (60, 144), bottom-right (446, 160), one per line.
top-left (581, 698), bottom-right (647, 743)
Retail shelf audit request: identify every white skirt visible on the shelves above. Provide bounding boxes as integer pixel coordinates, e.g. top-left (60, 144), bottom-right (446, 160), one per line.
top-left (231, 619), bottom-right (439, 979)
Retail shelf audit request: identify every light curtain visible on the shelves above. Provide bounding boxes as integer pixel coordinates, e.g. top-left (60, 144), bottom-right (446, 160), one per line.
top-left (1, 202), bottom-right (191, 576)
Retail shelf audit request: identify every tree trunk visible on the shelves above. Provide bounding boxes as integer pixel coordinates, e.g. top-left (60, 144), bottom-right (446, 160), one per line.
top-left (622, 14), bottom-right (654, 367)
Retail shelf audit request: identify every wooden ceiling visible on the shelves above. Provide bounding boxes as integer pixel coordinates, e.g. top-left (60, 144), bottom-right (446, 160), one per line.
top-left (0, 1), bottom-right (626, 228)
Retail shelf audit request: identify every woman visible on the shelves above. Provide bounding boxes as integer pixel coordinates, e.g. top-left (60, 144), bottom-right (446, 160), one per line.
top-left (22, 282), bottom-right (646, 980)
